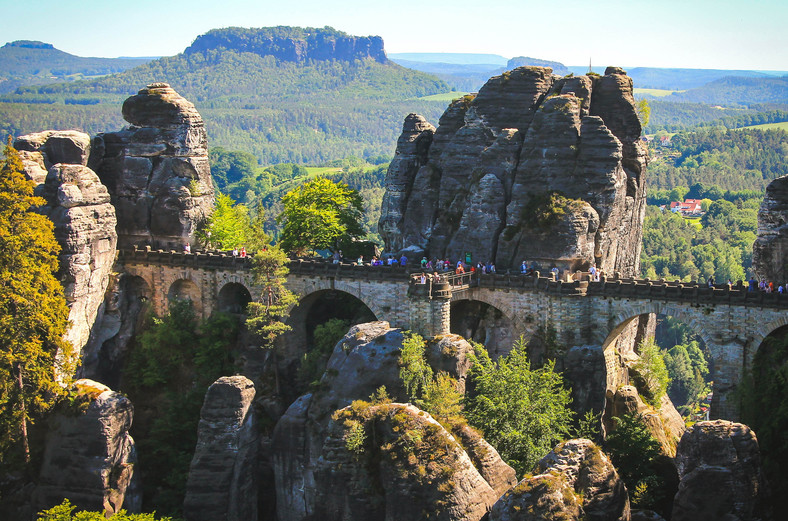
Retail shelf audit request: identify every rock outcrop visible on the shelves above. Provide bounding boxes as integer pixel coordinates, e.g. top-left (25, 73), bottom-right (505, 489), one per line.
top-left (36, 155), bottom-right (117, 358)
top-left (606, 385), bottom-right (684, 457)
top-left (34, 379), bottom-right (139, 515)
top-left (314, 402), bottom-right (500, 521)
top-left (184, 26), bottom-right (388, 64)
top-left (93, 82), bottom-right (213, 249)
top-left (671, 420), bottom-right (771, 521)
top-left (753, 174), bottom-right (788, 283)
top-left (272, 321), bottom-right (515, 521)
top-left (184, 376), bottom-right (258, 521)
top-left (15, 130), bottom-right (92, 185)
top-left (380, 66), bottom-right (647, 275)
top-left (490, 439), bottom-right (629, 521)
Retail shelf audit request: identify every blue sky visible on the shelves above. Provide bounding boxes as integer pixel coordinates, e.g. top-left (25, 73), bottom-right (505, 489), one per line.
top-left (1, 0), bottom-right (786, 70)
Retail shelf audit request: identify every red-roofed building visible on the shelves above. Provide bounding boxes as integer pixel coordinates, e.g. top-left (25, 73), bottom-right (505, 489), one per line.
top-left (669, 199), bottom-right (704, 217)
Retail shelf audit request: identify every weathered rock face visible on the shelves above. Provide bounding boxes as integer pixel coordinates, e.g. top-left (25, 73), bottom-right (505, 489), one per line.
top-left (606, 385), bottom-right (684, 457)
top-left (184, 376), bottom-right (258, 521)
top-left (93, 82), bottom-right (213, 249)
top-left (38, 162), bottom-right (117, 357)
top-left (753, 174), bottom-right (788, 282)
top-left (272, 321), bottom-right (515, 521)
top-left (672, 420), bottom-right (771, 521)
top-left (380, 66), bottom-right (647, 275)
top-left (15, 130), bottom-right (92, 171)
top-left (491, 439), bottom-right (629, 521)
top-left (34, 379), bottom-right (139, 515)
top-left (314, 402), bottom-right (500, 521)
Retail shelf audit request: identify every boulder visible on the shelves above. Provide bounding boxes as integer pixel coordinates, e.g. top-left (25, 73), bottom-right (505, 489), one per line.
top-left (34, 379), bottom-right (139, 515)
top-left (671, 420), bottom-right (771, 521)
top-left (184, 376), bottom-right (258, 521)
top-left (607, 385), bottom-right (684, 457)
top-left (15, 130), bottom-right (91, 167)
top-left (272, 321), bottom-right (516, 521)
top-left (93, 83), bottom-right (214, 249)
top-left (379, 67), bottom-right (647, 276)
top-left (753, 174), bottom-right (788, 283)
top-left (491, 439), bottom-right (629, 521)
top-left (314, 402), bottom-right (500, 521)
top-left (38, 163), bottom-right (117, 359)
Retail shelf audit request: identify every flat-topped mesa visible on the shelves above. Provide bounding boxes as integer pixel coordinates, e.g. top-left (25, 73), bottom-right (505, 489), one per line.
top-left (379, 66), bottom-right (648, 277)
top-left (93, 83), bottom-right (214, 250)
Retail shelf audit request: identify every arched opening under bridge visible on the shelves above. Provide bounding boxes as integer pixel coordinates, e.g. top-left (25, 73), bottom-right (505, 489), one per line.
top-left (167, 278), bottom-right (202, 315)
top-left (450, 299), bottom-right (517, 359)
top-left (217, 282), bottom-right (252, 314)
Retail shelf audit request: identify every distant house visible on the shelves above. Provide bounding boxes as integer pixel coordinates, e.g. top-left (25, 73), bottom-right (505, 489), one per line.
top-left (659, 135), bottom-right (672, 146)
top-left (669, 199), bottom-right (704, 217)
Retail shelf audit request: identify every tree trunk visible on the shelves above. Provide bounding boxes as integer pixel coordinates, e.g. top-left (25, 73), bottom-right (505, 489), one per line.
top-left (15, 362), bottom-right (29, 463)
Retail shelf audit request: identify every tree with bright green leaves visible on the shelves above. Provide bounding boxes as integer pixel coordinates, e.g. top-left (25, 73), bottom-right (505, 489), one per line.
top-left (0, 140), bottom-right (75, 467)
top-left (276, 177), bottom-right (364, 255)
top-left (245, 246), bottom-right (297, 394)
top-left (635, 99), bottom-right (651, 127)
top-left (38, 498), bottom-right (171, 520)
top-left (631, 339), bottom-right (670, 407)
top-left (197, 193), bottom-right (269, 252)
top-left (463, 337), bottom-right (574, 476)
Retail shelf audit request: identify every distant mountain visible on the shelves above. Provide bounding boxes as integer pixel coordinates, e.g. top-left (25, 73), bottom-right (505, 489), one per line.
top-left (624, 67), bottom-right (772, 90)
top-left (666, 75), bottom-right (788, 106)
top-left (0, 40), bottom-right (150, 93)
top-left (506, 56), bottom-right (567, 75)
top-left (387, 53), bottom-right (508, 65)
top-left (0, 27), bottom-right (450, 165)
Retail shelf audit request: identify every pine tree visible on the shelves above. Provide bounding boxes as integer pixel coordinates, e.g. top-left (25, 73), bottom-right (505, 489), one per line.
top-left (0, 139), bottom-right (74, 466)
top-left (245, 246), bottom-right (297, 395)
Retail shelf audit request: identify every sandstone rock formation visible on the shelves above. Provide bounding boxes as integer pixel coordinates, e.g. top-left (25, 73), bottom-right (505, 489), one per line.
top-left (490, 439), bottom-right (629, 521)
top-left (93, 82), bottom-right (213, 249)
top-left (380, 66), bottom-right (647, 275)
top-left (15, 130), bottom-right (92, 185)
top-left (753, 174), bottom-right (788, 283)
top-left (34, 379), bottom-right (139, 515)
top-left (184, 376), bottom-right (258, 521)
top-left (37, 158), bottom-right (117, 358)
top-left (314, 402), bottom-right (499, 521)
top-left (671, 420), bottom-right (771, 521)
top-left (605, 385), bottom-right (684, 457)
top-left (272, 321), bottom-right (515, 521)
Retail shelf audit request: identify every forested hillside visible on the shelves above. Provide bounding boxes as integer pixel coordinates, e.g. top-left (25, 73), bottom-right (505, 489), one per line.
top-left (0, 27), bottom-right (450, 164)
top-left (0, 40), bottom-right (149, 93)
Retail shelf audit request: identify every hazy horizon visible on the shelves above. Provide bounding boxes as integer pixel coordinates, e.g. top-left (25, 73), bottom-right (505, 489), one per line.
top-left (1, 0), bottom-right (786, 71)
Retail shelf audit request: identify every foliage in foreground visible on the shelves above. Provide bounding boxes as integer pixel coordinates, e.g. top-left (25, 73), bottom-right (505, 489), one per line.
top-left (37, 499), bottom-right (171, 520)
top-left (605, 413), bottom-right (667, 512)
top-left (123, 301), bottom-right (240, 517)
top-left (463, 337), bottom-right (574, 476)
top-left (0, 141), bottom-right (74, 469)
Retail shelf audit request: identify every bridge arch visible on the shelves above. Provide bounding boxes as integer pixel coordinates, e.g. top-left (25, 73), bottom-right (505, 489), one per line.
top-left (450, 293), bottom-right (522, 358)
top-left (749, 315), bottom-right (788, 366)
top-left (167, 278), bottom-right (203, 316)
top-left (217, 281), bottom-right (252, 314)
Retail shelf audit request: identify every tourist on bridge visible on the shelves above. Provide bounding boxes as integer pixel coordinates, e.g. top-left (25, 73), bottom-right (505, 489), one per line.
top-left (240, 246), bottom-right (246, 258)
top-left (421, 257), bottom-right (428, 268)
top-left (357, 255), bottom-right (364, 265)
top-left (520, 261), bottom-right (528, 273)
top-left (400, 254), bottom-right (408, 267)
top-left (232, 247), bottom-right (239, 257)
top-left (184, 243), bottom-right (191, 253)
top-left (332, 250), bottom-right (341, 264)
top-left (749, 277), bottom-right (757, 292)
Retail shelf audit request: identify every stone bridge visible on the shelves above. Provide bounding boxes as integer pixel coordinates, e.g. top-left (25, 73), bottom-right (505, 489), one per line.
top-left (118, 248), bottom-right (788, 420)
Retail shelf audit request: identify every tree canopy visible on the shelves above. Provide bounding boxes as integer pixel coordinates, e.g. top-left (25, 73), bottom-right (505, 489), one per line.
top-left (0, 140), bottom-right (74, 466)
top-left (276, 177), bottom-right (364, 255)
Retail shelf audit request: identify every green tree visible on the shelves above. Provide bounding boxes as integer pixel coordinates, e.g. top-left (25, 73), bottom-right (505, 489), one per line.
top-left (464, 337), bottom-right (574, 476)
top-left (635, 99), bottom-right (651, 127)
top-left (245, 246), bottom-right (297, 394)
top-left (631, 339), bottom-right (670, 407)
top-left (0, 140), bottom-right (75, 466)
top-left (197, 193), bottom-right (269, 252)
top-left (277, 177), bottom-right (364, 255)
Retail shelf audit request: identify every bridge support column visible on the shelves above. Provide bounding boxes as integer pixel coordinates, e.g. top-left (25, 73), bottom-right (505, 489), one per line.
top-left (407, 279), bottom-right (451, 338)
top-left (708, 339), bottom-right (746, 421)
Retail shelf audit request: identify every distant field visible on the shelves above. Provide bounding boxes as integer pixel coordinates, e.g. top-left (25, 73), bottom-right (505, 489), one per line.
top-left (417, 91), bottom-right (468, 102)
top-left (634, 88), bottom-right (684, 97)
top-left (738, 121), bottom-right (788, 132)
top-left (303, 166), bottom-right (343, 175)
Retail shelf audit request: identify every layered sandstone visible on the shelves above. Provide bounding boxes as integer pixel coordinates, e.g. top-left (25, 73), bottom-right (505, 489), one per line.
top-left (34, 380), bottom-right (139, 515)
top-left (380, 66), bottom-right (647, 275)
top-left (753, 174), bottom-right (788, 282)
top-left (93, 82), bottom-right (213, 249)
